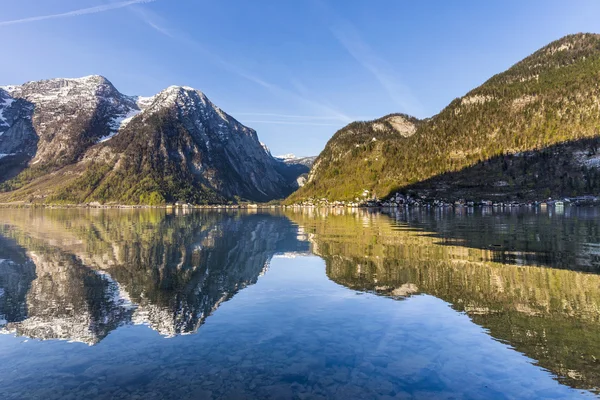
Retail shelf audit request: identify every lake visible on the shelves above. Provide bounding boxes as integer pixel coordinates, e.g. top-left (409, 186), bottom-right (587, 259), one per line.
top-left (0, 206), bottom-right (599, 399)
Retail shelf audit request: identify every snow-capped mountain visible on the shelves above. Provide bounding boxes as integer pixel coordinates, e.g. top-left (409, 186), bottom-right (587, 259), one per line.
top-left (276, 153), bottom-right (297, 161)
top-left (275, 154), bottom-right (317, 168)
top-left (0, 75), bottom-right (141, 167)
top-left (273, 154), bottom-right (316, 188)
top-left (0, 76), bottom-right (303, 204)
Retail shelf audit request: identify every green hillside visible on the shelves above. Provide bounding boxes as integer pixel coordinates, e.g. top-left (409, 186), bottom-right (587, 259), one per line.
top-left (289, 33), bottom-right (600, 202)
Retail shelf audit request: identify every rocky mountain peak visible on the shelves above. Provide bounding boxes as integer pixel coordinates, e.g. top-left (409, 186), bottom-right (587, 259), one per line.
top-left (145, 85), bottom-right (208, 113)
top-left (7, 75), bottom-right (118, 101)
top-left (0, 75), bottom-right (305, 204)
top-left (0, 75), bottom-right (144, 165)
top-left (543, 33), bottom-right (600, 54)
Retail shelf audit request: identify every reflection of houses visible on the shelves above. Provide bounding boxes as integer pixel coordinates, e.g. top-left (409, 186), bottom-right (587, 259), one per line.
top-left (0, 211), bottom-right (309, 343)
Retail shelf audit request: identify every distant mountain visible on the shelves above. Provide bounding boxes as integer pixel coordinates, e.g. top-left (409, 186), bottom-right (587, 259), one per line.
top-left (273, 154), bottom-right (316, 188)
top-left (276, 154), bottom-right (317, 168)
top-left (289, 33), bottom-right (600, 203)
top-left (0, 76), bottom-right (302, 204)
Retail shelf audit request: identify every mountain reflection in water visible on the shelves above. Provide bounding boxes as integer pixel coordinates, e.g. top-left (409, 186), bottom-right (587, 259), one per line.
top-left (0, 209), bottom-right (308, 342)
top-left (287, 207), bottom-right (600, 393)
top-left (0, 207), bottom-right (598, 398)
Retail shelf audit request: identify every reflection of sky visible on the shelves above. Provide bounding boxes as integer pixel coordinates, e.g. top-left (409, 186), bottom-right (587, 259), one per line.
top-left (0, 255), bottom-right (594, 399)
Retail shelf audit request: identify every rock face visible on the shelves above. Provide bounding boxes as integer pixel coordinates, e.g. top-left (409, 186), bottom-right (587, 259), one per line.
top-left (0, 77), bottom-right (300, 204)
top-left (290, 33), bottom-right (600, 202)
top-left (1, 76), bottom-right (139, 168)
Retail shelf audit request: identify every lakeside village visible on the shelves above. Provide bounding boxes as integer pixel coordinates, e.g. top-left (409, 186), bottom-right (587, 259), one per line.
top-left (5, 191), bottom-right (599, 210)
top-left (289, 190), bottom-right (600, 209)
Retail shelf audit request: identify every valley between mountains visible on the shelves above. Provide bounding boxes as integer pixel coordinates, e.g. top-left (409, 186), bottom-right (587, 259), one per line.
top-left (1, 33), bottom-right (600, 206)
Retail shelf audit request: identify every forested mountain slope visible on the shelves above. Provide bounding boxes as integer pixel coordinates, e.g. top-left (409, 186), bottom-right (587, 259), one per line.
top-left (290, 33), bottom-right (600, 202)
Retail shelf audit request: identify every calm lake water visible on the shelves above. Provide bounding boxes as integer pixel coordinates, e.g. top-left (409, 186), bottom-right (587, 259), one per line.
top-left (0, 207), bottom-right (599, 399)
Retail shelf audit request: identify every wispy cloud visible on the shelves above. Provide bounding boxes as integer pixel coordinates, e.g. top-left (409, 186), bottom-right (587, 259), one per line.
top-left (128, 3), bottom-right (174, 38)
top-left (132, 10), bottom-right (353, 124)
top-left (0, 0), bottom-right (157, 27)
top-left (330, 20), bottom-right (425, 117)
top-left (239, 120), bottom-right (343, 127)
top-left (232, 112), bottom-right (345, 120)
top-left (213, 57), bottom-right (353, 123)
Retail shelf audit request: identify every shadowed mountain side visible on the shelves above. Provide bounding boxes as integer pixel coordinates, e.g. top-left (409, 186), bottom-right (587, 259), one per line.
top-left (0, 209), bottom-right (308, 341)
top-left (392, 137), bottom-right (600, 202)
top-left (0, 95), bottom-right (37, 183)
top-left (285, 209), bottom-right (600, 392)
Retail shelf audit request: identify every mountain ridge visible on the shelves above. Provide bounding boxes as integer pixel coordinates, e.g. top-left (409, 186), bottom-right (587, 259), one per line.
top-left (3, 33), bottom-right (600, 206)
top-left (0, 76), bottom-right (303, 204)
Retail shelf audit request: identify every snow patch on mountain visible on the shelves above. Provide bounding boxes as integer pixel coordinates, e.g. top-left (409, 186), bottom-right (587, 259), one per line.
top-left (0, 85), bottom-right (17, 93)
top-left (110, 108), bottom-right (142, 131)
top-left (98, 94), bottom-right (160, 142)
top-left (101, 108), bottom-right (143, 142)
top-left (276, 153), bottom-right (297, 161)
top-left (0, 97), bottom-right (15, 128)
top-left (135, 95), bottom-right (155, 109)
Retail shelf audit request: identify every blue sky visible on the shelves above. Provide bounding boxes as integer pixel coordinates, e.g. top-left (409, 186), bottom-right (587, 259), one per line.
top-left (0, 1), bottom-right (599, 156)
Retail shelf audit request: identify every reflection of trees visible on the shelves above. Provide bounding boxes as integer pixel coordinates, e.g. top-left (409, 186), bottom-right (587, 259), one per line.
top-left (0, 209), bottom-right (307, 342)
top-left (286, 208), bottom-right (600, 393)
top-left (383, 207), bottom-right (600, 273)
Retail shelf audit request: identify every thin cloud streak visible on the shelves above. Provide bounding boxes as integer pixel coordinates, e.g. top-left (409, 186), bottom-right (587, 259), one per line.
top-left (240, 120), bottom-right (343, 127)
top-left (128, 4), bottom-right (174, 38)
top-left (134, 11), bottom-right (353, 123)
top-left (232, 112), bottom-right (346, 121)
top-left (330, 21), bottom-right (425, 117)
top-left (0, 0), bottom-right (158, 27)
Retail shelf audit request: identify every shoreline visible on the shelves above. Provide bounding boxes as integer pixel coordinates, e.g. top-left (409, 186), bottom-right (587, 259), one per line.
top-left (0, 201), bottom-right (598, 210)
top-left (0, 202), bottom-right (281, 210)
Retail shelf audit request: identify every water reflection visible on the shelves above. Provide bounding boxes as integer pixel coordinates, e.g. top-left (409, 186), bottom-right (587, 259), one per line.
top-left (286, 207), bottom-right (600, 393)
top-left (385, 206), bottom-right (600, 272)
top-left (0, 236), bottom-right (35, 327)
top-left (0, 207), bottom-right (598, 397)
top-left (0, 209), bottom-right (308, 342)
